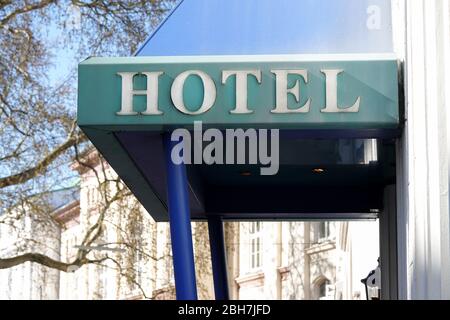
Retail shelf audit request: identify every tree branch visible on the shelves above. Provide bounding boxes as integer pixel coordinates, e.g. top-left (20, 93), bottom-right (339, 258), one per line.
top-left (0, 0), bottom-right (56, 27)
top-left (0, 126), bottom-right (86, 189)
top-left (0, 252), bottom-right (100, 272)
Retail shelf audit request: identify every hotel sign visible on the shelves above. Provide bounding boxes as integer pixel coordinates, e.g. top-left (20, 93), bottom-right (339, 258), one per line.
top-left (78, 54), bottom-right (399, 131)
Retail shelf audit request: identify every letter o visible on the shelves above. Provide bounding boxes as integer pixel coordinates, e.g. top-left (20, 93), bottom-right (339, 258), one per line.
top-left (171, 70), bottom-right (216, 115)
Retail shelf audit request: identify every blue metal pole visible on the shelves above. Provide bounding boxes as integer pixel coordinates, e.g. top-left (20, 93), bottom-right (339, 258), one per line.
top-left (164, 133), bottom-right (198, 300)
top-left (208, 216), bottom-right (230, 300)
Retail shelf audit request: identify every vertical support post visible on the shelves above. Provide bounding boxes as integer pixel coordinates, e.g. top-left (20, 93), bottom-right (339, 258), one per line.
top-left (208, 216), bottom-right (230, 300)
top-left (380, 184), bottom-right (399, 300)
top-left (164, 133), bottom-right (198, 300)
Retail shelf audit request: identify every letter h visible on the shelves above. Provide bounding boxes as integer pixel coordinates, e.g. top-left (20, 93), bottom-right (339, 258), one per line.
top-left (116, 71), bottom-right (163, 115)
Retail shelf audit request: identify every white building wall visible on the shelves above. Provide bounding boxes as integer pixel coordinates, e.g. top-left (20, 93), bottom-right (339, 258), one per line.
top-left (233, 221), bottom-right (379, 300)
top-left (262, 222), bottom-right (280, 299)
top-left (281, 222), bottom-right (308, 300)
top-left (236, 222), bottom-right (265, 300)
top-left (347, 221), bottom-right (380, 300)
top-left (393, 0), bottom-right (450, 299)
top-left (0, 204), bottom-right (61, 300)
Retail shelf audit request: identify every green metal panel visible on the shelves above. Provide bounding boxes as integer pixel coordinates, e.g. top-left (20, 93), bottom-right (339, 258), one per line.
top-left (77, 54), bottom-right (399, 221)
top-left (80, 127), bottom-right (168, 220)
top-left (78, 55), bottom-right (399, 130)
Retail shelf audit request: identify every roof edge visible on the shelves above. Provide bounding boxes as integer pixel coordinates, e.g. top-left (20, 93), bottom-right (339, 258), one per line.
top-left (134, 0), bottom-right (186, 57)
top-left (80, 53), bottom-right (399, 65)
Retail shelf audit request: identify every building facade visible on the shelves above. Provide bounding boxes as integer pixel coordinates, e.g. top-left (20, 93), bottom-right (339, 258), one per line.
top-left (1, 149), bottom-right (379, 300)
top-left (0, 189), bottom-right (72, 299)
top-left (227, 221), bottom-right (379, 300)
top-left (1, 0), bottom-right (449, 300)
top-left (75, 0), bottom-right (450, 300)
top-left (391, 0), bottom-right (450, 299)
top-left (55, 150), bottom-right (191, 300)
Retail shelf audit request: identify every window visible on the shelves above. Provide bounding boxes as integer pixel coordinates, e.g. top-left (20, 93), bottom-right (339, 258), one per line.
top-left (319, 280), bottom-right (331, 298)
top-left (87, 187), bottom-right (91, 206)
top-left (135, 250), bottom-right (143, 286)
top-left (72, 262), bottom-right (79, 300)
top-left (127, 218), bottom-right (145, 292)
top-left (318, 221), bottom-right (330, 241)
top-left (7, 270), bottom-right (12, 300)
top-left (86, 186), bottom-right (99, 212)
top-left (40, 267), bottom-right (48, 299)
top-left (249, 222), bottom-right (263, 270)
top-left (314, 277), bottom-right (334, 300)
top-left (163, 230), bottom-right (175, 286)
top-left (65, 240), bottom-right (69, 261)
top-left (93, 230), bottom-right (107, 299)
top-left (95, 264), bottom-right (107, 299)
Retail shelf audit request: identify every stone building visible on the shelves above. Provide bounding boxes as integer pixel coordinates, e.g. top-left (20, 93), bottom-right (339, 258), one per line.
top-left (0, 149), bottom-right (379, 300)
top-left (0, 188), bottom-right (75, 299)
top-left (227, 221), bottom-right (379, 300)
top-left (0, 150), bottom-right (213, 300)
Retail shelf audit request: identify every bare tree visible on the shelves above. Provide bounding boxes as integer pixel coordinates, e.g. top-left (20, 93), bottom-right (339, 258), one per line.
top-left (0, 0), bottom-right (178, 297)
